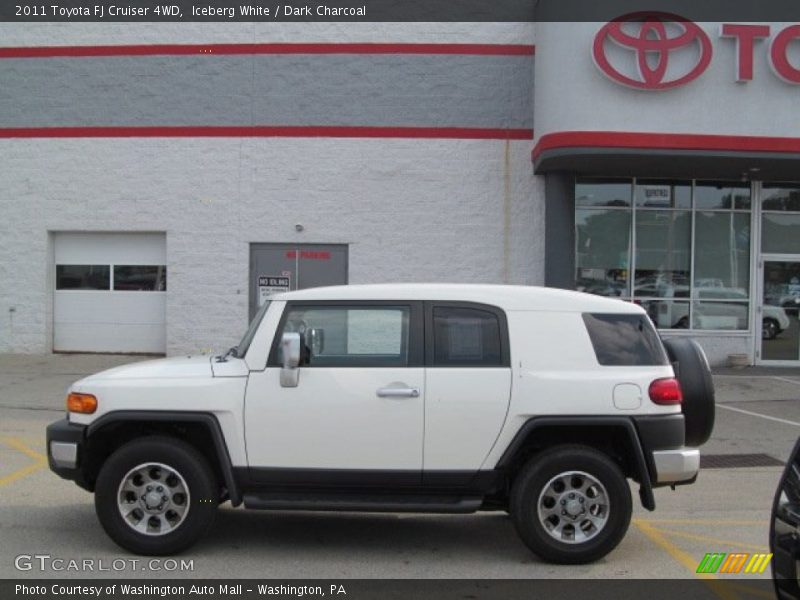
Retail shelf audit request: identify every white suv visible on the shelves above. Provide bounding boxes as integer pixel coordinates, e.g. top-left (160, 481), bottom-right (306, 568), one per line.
top-left (47, 284), bottom-right (714, 564)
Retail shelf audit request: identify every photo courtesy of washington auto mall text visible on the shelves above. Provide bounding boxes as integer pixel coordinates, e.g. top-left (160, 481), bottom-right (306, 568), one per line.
top-left (2, 0), bottom-right (800, 598)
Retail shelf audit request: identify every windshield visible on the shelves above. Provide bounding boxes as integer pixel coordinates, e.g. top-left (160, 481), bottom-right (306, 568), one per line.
top-left (236, 301), bottom-right (270, 357)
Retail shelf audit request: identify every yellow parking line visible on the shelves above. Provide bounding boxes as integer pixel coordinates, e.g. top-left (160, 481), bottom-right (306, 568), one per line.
top-left (0, 462), bottom-right (45, 487)
top-left (634, 519), bottom-right (715, 577)
top-left (645, 525), bottom-right (770, 553)
top-left (3, 437), bottom-right (47, 462)
top-left (634, 519), bottom-right (743, 600)
top-left (0, 437), bottom-right (47, 487)
top-left (635, 520), bottom-right (771, 600)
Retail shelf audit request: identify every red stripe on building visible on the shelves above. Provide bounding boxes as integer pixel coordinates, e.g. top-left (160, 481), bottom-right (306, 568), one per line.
top-left (0, 43), bottom-right (535, 59)
top-left (533, 131), bottom-right (800, 161)
top-left (0, 126), bottom-right (534, 140)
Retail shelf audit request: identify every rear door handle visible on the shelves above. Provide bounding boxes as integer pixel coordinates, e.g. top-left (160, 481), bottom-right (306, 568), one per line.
top-left (377, 387), bottom-right (420, 398)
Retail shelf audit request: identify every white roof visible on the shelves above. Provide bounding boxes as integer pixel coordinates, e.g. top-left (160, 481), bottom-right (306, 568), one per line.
top-left (270, 284), bottom-right (644, 313)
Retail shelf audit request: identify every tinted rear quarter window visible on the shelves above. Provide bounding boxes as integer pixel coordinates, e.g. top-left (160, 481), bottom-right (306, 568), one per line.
top-left (582, 313), bottom-right (668, 366)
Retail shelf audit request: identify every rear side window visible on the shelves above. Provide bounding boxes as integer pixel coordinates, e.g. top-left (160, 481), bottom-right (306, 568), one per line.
top-left (433, 306), bottom-right (503, 366)
top-left (582, 313), bottom-right (668, 366)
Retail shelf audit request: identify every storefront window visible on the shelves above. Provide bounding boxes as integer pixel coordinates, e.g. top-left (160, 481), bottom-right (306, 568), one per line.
top-left (576, 179), bottom-right (632, 207)
top-left (575, 179), bottom-right (632, 298)
top-left (693, 212), bottom-right (751, 296)
top-left (761, 185), bottom-right (800, 212)
top-left (634, 210), bottom-right (691, 289)
top-left (694, 182), bottom-right (752, 210)
top-left (575, 179), bottom-right (753, 332)
top-left (762, 185), bottom-right (800, 254)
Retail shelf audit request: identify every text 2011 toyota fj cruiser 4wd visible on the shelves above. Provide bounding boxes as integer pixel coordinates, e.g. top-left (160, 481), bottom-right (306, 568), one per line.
top-left (47, 284), bottom-right (715, 563)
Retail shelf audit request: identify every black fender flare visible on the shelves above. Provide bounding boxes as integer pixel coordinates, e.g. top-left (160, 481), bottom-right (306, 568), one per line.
top-left (496, 416), bottom-right (655, 511)
top-left (87, 411), bottom-right (242, 507)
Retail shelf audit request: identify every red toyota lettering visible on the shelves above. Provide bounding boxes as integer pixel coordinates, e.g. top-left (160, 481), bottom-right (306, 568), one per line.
top-left (770, 24), bottom-right (800, 83)
top-left (721, 23), bottom-right (770, 81)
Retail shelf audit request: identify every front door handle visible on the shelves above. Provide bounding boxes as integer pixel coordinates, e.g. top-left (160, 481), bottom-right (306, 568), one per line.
top-left (377, 386), bottom-right (420, 398)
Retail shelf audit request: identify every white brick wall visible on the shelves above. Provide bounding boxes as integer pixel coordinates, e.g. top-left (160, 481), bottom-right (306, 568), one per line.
top-left (0, 137), bottom-right (543, 355)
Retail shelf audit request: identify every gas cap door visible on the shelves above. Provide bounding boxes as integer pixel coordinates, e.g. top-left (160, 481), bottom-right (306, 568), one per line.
top-left (613, 383), bottom-right (642, 410)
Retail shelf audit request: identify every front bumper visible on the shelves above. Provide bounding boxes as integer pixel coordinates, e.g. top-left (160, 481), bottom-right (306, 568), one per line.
top-left (46, 418), bottom-right (88, 487)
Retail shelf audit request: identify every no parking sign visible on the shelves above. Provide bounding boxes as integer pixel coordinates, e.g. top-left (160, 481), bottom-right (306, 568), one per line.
top-left (257, 275), bottom-right (290, 306)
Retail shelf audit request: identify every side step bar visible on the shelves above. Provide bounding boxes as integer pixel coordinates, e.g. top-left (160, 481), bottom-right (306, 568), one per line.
top-left (243, 492), bottom-right (483, 513)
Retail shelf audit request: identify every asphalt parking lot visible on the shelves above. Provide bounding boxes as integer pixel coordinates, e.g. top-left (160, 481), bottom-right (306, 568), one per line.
top-left (1, 353), bottom-right (799, 583)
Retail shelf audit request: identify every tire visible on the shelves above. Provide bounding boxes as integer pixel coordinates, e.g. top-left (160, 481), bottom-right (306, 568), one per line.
top-left (662, 338), bottom-right (715, 447)
top-left (510, 445), bottom-right (632, 564)
top-left (763, 318), bottom-right (780, 340)
top-left (94, 436), bottom-right (218, 555)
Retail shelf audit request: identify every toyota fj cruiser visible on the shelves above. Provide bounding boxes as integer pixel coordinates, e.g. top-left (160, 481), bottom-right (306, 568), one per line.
top-left (46, 284), bottom-right (715, 563)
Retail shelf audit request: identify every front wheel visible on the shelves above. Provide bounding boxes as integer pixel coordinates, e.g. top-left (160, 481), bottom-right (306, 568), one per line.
top-left (510, 445), bottom-right (632, 564)
top-left (94, 436), bottom-right (218, 555)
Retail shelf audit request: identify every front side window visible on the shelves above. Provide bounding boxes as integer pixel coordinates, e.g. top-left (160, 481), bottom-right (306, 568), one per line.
top-left (432, 306), bottom-right (503, 366)
top-left (279, 306), bottom-right (410, 367)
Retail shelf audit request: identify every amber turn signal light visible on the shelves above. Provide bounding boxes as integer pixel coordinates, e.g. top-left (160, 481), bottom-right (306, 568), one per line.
top-left (67, 392), bottom-right (98, 414)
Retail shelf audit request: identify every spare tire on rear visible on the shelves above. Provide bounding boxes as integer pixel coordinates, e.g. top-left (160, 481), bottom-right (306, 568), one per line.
top-left (662, 338), bottom-right (715, 447)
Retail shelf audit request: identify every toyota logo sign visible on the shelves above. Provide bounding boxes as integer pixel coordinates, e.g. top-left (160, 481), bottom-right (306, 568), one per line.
top-left (593, 12), bottom-right (713, 90)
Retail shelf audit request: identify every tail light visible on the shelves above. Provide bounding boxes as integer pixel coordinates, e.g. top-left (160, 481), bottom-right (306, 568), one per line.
top-left (649, 378), bottom-right (682, 405)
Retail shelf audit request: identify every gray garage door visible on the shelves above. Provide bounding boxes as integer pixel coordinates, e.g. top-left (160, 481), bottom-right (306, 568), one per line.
top-left (249, 244), bottom-right (348, 319)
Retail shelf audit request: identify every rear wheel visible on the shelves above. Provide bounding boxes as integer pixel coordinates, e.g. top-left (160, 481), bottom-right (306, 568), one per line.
top-left (95, 436), bottom-right (217, 555)
top-left (510, 445), bottom-right (632, 564)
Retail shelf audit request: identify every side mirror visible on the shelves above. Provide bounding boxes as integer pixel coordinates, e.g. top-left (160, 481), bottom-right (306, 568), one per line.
top-left (280, 332), bottom-right (301, 388)
top-left (308, 328), bottom-right (325, 357)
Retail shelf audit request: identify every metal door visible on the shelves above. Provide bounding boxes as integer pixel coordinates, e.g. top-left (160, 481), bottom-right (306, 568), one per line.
top-left (249, 244), bottom-right (348, 319)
